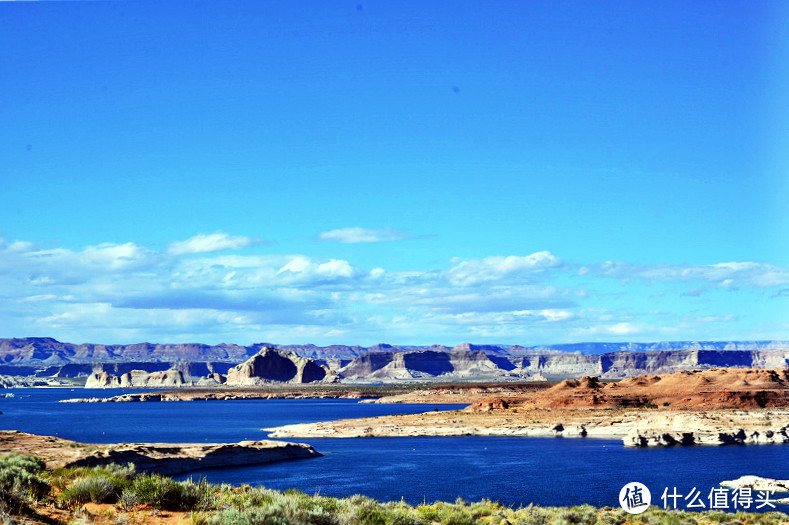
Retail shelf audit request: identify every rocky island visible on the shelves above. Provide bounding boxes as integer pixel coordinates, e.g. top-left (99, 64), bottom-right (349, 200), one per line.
top-left (0, 430), bottom-right (321, 476)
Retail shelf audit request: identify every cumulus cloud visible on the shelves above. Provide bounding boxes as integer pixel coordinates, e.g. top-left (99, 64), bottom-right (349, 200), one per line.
top-left (277, 256), bottom-right (364, 284)
top-left (168, 232), bottom-right (258, 255)
top-left (317, 227), bottom-right (409, 243)
top-left (1, 234), bottom-right (787, 344)
top-left (0, 240), bottom-right (160, 285)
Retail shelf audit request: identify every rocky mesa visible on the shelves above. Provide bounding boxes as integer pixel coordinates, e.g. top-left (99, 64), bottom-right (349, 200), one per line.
top-left (84, 368), bottom-right (187, 388)
top-left (225, 346), bottom-right (335, 385)
top-left (464, 368), bottom-right (789, 411)
top-left (339, 349), bottom-right (513, 380)
top-left (2, 338), bottom-right (789, 384)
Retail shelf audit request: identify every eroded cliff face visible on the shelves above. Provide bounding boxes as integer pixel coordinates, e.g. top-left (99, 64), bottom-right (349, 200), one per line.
top-left (0, 375), bottom-right (71, 388)
top-left (2, 338), bottom-right (788, 383)
top-left (84, 369), bottom-right (186, 388)
top-left (225, 347), bottom-right (332, 385)
top-left (340, 349), bottom-right (505, 380)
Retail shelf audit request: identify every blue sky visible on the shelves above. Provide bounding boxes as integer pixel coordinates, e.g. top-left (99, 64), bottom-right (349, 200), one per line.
top-left (0, 1), bottom-right (787, 346)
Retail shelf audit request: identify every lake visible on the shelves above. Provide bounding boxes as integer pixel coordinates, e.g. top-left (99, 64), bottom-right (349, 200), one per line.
top-left (2, 388), bottom-right (788, 511)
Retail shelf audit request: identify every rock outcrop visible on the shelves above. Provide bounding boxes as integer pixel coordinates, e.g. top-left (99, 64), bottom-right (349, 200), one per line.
top-left (720, 476), bottom-right (789, 492)
top-left (0, 430), bottom-right (321, 475)
top-left (195, 372), bottom-right (227, 386)
top-left (85, 368), bottom-right (185, 388)
top-left (465, 368), bottom-right (789, 411)
top-left (623, 427), bottom-right (789, 447)
top-left (0, 375), bottom-right (72, 388)
top-left (225, 347), bottom-right (331, 385)
top-left (66, 440), bottom-right (321, 475)
top-left (339, 349), bottom-right (502, 380)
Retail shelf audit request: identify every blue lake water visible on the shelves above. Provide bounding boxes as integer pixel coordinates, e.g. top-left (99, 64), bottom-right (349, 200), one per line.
top-left (2, 388), bottom-right (788, 512)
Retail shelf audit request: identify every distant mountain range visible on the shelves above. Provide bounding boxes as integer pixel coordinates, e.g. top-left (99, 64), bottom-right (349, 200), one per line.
top-left (1, 338), bottom-right (787, 381)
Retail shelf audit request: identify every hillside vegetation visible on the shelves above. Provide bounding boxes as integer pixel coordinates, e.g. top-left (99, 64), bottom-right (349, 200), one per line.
top-left (1, 453), bottom-right (788, 525)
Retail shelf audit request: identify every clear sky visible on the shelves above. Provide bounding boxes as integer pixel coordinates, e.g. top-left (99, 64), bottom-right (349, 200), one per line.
top-left (1, 1), bottom-right (787, 346)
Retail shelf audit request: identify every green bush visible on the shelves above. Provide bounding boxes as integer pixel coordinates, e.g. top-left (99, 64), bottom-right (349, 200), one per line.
top-left (209, 506), bottom-right (290, 525)
top-left (0, 454), bottom-right (44, 475)
top-left (48, 462), bottom-right (135, 493)
top-left (118, 487), bottom-right (139, 511)
top-left (0, 453), bottom-right (50, 510)
top-left (58, 473), bottom-right (129, 506)
top-left (129, 474), bottom-right (210, 510)
top-left (3, 459), bottom-right (789, 525)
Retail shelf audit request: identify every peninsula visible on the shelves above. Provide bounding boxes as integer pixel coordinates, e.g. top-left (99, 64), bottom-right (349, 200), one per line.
top-left (0, 430), bottom-right (321, 476)
top-left (266, 368), bottom-right (789, 447)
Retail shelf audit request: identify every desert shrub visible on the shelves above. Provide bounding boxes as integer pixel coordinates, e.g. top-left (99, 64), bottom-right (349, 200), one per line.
top-left (208, 506), bottom-right (289, 525)
top-left (511, 503), bottom-right (555, 525)
top-left (351, 504), bottom-right (388, 525)
top-left (413, 500), bottom-right (478, 525)
top-left (552, 504), bottom-right (598, 524)
top-left (332, 495), bottom-right (394, 525)
top-left (0, 453), bottom-right (50, 510)
top-left (60, 475), bottom-right (118, 505)
top-left (179, 478), bottom-right (216, 510)
top-left (0, 454), bottom-right (44, 475)
top-left (188, 511), bottom-right (209, 525)
top-left (208, 490), bottom-right (338, 525)
top-left (312, 495), bottom-right (340, 515)
top-left (214, 484), bottom-right (279, 511)
top-left (130, 474), bottom-right (183, 510)
top-left (117, 488), bottom-right (138, 511)
top-left (63, 475), bottom-right (129, 507)
top-left (48, 462), bottom-right (135, 492)
top-left (593, 511), bottom-right (625, 525)
top-left (760, 512), bottom-right (789, 525)
top-left (415, 502), bottom-right (441, 522)
top-left (129, 474), bottom-right (211, 510)
top-left (467, 498), bottom-right (499, 518)
top-left (379, 500), bottom-right (425, 525)
top-left (55, 464), bottom-right (135, 507)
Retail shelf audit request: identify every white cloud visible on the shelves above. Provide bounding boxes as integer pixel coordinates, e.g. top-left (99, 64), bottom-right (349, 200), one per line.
top-left (595, 260), bottom-right (789, 288)
top-left (168, 232), bottom-right (257, 255)
top-left (317, 227), bottom-right (409, 243)
top-left (578, 322), bottom-right (644, 337)
top-left (277, 256), bottom-right (363, 283)
top-left (446, 252), bottom-right (562, 286)
top-left (80, 242), bottom-right (156, 270)
top-left (1, 234), bottom-right (786, 345)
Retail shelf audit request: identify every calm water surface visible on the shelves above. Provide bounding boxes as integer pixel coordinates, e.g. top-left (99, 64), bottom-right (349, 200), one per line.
top-left (1, 388), bottom-right (787, 510)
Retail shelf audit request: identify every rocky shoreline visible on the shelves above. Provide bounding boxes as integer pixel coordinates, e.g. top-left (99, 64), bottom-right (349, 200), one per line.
top-left (265, 407), bottom-right (789, 448)
top-left (0, 430), bottom-right (321, 475)
top-left (60, 389), bottom-right (376, 403)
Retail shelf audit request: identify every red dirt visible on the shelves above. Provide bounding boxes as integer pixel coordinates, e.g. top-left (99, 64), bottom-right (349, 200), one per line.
top-left (466, 368), bottom-right (789, 411)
